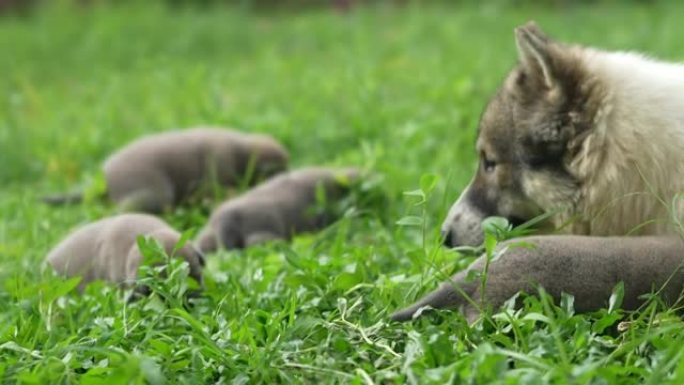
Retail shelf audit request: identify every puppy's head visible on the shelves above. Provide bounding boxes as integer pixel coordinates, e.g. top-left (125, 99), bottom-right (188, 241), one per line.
top-left (250, 135), bottom-right (289, 178)
top-left (147, 229), bottom-right (206, 287)
top-left (195, 226), bottom-right (219, 254)
top-left (172, 242), bottom-right (206, 288)
top-left (195, 206), bottom-right (249, 253)
top-left (442, 22), bottom-right (595, 247)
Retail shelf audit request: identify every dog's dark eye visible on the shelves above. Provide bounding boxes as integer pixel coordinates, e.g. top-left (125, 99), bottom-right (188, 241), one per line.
top-left (482, 156), bottom-right (496, 172)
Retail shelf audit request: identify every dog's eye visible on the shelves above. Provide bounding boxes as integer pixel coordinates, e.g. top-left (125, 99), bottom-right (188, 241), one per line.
top-left (482, 155), bottom-right (496, 172)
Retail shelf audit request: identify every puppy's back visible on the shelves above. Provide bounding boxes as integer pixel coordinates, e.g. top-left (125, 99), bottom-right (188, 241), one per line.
top-left (46, 214), bottom-right (170, 284)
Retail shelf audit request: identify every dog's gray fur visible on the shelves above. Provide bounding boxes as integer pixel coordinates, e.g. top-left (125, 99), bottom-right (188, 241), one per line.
top-left (196, 167), bottom-right (359, 252)
top-left (44, 128), bottom-right (289, 213)
top-left (391, 235), bottom-right (684, 322)
top-left (46, 213), bottom-right (205, 290)
top-left (441, 22), bottom-right (600, 247)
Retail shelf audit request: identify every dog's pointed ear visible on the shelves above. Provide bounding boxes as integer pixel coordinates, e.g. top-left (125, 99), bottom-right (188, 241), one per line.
top-left (515, 21), bottom-right (558, 89)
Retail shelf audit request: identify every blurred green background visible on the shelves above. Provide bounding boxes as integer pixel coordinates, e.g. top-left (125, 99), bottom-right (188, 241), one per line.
top-left (2, 1), bottom-right (684, 383)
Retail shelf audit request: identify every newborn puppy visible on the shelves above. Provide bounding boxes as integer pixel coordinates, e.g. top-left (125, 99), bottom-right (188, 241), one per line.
top-left (46, 213), bottom-right (205, 291)
top-left (44, 127), bottom-right (289, 213)
top-left (196, 167), bottom-right (359, 252)
top-left (391, 235), bottom-right (684, 323)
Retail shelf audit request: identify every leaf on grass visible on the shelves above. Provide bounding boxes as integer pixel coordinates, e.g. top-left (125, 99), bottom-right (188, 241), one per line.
top-left (403, 188), bottom-right (425, 205)
top-left (43, 277), bottom-right (82, 303)
top-left (608, 282), bottom-right (624, 313)
top-left (465, 269), bottom-right (481, 283)
top-left (592, 312), bottom-right (623, 334)
top-left (334, 272), bottom-right (362, 291)
top-left (396, 216), bottom-right (423, 227)
top-left (172, 230), bottom-right (194, 255)
top-left (403, 189), bottom-right (424, 198)
top-left (560, 292), bottom-right (575, 315)
top-left (170, 308), bottom-right (206, 333)
top-left (79, 367), bottom-right (111, 384)
top-left (419, 173), bottom-right (439, 194)
top-left (482, 216), bottom-right (510, 236)
top-left (483, 232), bottom-right (498, 259)
top-left (0, 341), bottom-right (43, 358)
top-left (140, 357), bottom-right (165, 385)
top-left (137, 236), bottom-right (166, 266)
top-left (522, 313), bottom-right (551, 324)
top-left (148, 339), bottom-right (171, 355)
top-left (83, 171), bottom-right (107, 203)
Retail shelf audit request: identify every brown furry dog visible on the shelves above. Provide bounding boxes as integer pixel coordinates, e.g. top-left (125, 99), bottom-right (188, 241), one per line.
top-left (44, 128), bottom-right (289, 213)
top-left (46, 214), bottom-right (204, 291)
top-left (196, 167), bottom-right (359, 252)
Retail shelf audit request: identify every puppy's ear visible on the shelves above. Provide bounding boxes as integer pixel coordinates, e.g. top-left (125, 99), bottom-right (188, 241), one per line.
top-left (515, 21), bottom-right (559, 89)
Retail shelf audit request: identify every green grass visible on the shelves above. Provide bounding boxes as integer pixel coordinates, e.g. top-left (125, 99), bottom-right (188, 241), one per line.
top-left (3, 1), bottom-right (684, 383)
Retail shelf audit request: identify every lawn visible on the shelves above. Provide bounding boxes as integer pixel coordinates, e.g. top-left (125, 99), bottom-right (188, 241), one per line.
top-left (2, 1), bottom-right (684, 383)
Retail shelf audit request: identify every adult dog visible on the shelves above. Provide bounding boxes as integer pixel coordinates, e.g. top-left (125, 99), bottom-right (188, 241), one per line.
top-left (392, 22), bottom-right (684, 321)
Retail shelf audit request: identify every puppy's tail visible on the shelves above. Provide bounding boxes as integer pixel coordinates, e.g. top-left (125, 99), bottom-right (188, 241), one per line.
top-left (390, 277), bottom-right (473, 322)
top-left (42, 191), bottom-right (84, 205)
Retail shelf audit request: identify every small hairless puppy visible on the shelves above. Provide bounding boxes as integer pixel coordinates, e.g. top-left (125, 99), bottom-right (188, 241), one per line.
top-left (391, 236), bottom-right (684, 323)
top-left (46, 213), bottom-right (205, 291)
top-left (44, 128), bottom-right (289, 213)
top-left (196, 167), bottom-right (359, 252)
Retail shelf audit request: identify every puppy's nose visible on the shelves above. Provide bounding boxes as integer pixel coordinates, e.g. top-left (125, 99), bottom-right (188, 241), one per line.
top-left (441, 229), bottom-right (454, 247)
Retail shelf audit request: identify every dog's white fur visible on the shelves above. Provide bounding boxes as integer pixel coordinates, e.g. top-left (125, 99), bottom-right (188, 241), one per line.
top-left (554, 50), bottom-right (684, 236)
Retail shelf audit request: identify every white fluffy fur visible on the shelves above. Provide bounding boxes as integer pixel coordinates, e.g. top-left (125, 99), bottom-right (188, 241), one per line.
top-left (567, 49), bottom-right (684, 236)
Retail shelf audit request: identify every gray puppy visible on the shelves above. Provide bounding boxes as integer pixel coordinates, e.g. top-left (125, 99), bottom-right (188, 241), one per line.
top-left (391, 236), bottom-right (684, 322)
top-left (44, 128), bottom-right (289, 213)
top-left (46, 213), bottom-right (205, 291)
top-left (196, 167), bottom-right (359, 252)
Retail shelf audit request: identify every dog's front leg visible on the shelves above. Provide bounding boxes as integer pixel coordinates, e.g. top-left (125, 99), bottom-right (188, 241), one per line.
top-left (391, 235), bottom-right (684, 322)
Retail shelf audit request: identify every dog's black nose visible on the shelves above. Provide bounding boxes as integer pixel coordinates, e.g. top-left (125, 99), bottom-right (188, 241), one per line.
top-left (441, 229), bottom-right (454, 247)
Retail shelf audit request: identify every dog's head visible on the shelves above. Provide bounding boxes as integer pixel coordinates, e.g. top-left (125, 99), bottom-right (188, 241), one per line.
top-left (144, 229), bottom-right (206, 286)
top-left (251, 135), bottom-right (290, 179)
top-left (442, 22), bottom-right (596, 247)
